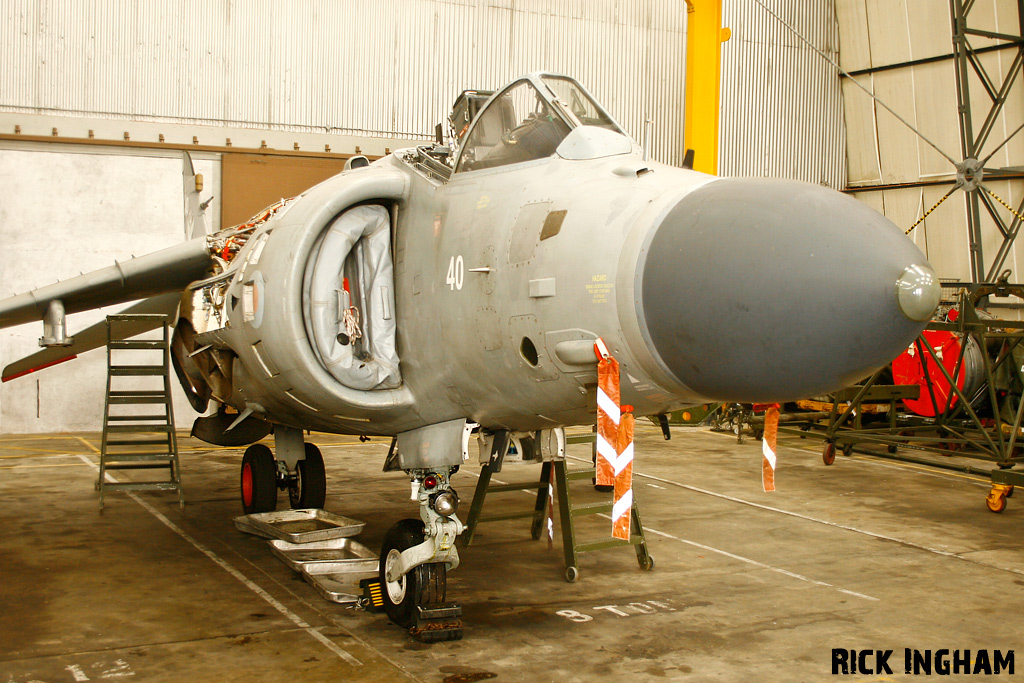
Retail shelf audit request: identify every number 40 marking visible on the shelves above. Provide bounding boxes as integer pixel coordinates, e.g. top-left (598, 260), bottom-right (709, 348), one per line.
top-left (447, 255), bottom-right (464, 291)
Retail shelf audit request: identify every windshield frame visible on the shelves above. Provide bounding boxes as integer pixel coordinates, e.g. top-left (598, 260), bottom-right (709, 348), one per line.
top-left (452, 72), bottom-right (627, 174)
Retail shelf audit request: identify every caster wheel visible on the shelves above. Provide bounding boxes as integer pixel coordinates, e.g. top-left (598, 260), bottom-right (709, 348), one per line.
top-left (986, 493), bottom-right (1007, 513)
top-left (289, 443), bottom-right (326, 509)
top-left (241, 443), bottom-right (277, 514)
top-left (565, 566), bottom-right (579, 583)
top-left (822, 442), bottom-right (836, 466)
top-left (641, 556), bottom-right (655, 571)
top-left (380, 519), bottom-right (446, 628)
top-left (887, 444), bottom-right (898, 454)
top-left (842, 443), bottom-right (853, 457)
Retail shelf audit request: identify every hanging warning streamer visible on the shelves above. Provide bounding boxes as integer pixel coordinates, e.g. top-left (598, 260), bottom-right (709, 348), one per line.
top-left (612, 408), bottom-right (634, 541)
top-left (595, 339), bottom-right (620, 488)
top-left (595, 338), bottom-right (634, 541)
top-left (761, 404), bottom-right (780, 492)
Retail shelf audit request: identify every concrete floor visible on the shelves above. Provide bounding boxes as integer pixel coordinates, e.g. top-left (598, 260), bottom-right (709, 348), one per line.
top-left (0, 424), bottom-right (1021, 682)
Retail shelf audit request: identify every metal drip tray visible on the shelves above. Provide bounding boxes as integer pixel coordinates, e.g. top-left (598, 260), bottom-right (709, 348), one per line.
top-left (269, 538), bottom-right (378, 572)
top-left (236, 509), bottom-right (365, 543)
top-left (301, 560), bottom-right (380, 604)
top-left (234, 516), bottom-right (274, 539)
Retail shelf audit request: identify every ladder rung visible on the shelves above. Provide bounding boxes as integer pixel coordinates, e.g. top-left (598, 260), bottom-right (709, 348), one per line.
top-left (569, 502), bottom-right (613, 516)
top-left (103, 463), bottom-right (174, 470)
top-left (104, 438), bottom-right (171, 447)
top-left (100, 482), bottom-right (179, 491)
top-left (104, 424), bottom-right (171, 433)
top-left (109, 365), bottom-right (166, 376)
top-left (566, 434), bottom-right (596, 444)
top-left (108, 340), bottom-right (166, 349)
top-left (575, 538), bottom-right (639, 554)
top-left (108, 397), bottom-right (168, 405)
top-left (102, 454), bottom-right (174, 464)
top-left (105, 415), bottom-right (169, 422)
top-left (477, 511), bottom-right (543, 523)
top-left (565, 469), bottom-right (597, 481)
top-left (484, 482), bottom-right (545, 493)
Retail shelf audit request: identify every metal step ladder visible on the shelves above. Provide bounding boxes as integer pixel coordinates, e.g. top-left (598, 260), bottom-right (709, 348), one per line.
top-left (97, 314), bottom-right (183, 510)
top-left (461, 432), bottom-right (653, 582)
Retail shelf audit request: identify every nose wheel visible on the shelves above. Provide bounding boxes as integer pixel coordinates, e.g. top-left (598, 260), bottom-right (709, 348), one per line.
top-left (379, 519), bottom-right (449, 628)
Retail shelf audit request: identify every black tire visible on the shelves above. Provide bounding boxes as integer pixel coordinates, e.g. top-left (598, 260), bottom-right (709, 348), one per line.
top-left (379, 519), bottom-right (446, 628)
top-left (290, 443), bottom-right (327, 509)
top-left (241, 444), bottom-right (277, 514)
top-left (822, 442), bottom-right (836, 466)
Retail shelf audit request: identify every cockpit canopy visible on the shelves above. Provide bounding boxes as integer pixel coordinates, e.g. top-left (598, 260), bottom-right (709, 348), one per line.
top-left (454, 73), bottom-right (629, 173)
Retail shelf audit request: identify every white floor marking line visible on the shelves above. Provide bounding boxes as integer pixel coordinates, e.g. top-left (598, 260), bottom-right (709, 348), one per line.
top-left (845, 453), bottom-right (990, 486)
top-left (565, 452), bottom-right (1024, 579)
top-left (639, 525), bottom-right (878, 601)
top-left (74, 452), bottom-right (361, 667)
top-left (472, 470), bottom-right (877, 601)
top-left (706, 426), bottom-right (992, 485)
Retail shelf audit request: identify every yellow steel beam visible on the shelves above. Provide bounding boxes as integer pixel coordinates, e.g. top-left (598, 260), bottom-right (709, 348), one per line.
top-left (684, 0), bottom-right (730, 175)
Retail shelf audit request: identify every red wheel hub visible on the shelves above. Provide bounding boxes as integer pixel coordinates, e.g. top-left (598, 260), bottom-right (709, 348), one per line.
top-left (242, 462), bottom-right (254, 506)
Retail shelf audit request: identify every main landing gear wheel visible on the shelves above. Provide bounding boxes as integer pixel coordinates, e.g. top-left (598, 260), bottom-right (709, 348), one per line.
top-left (289, 443), bottom-right (326, 509)
top-left (241, 443), bottom-right (277, 514)
top-left (380, 519), bottom-right (446, 628)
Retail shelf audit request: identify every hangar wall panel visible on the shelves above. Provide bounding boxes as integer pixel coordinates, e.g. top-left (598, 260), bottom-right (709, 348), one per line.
top-left (0, 147), bottom-right (215, 433)
top-left (719, 0), bottom-right (846, 189)
top-left (0, 0), bottom-right (687, 164)
top-left (837, 0), bottom-right (1024, 285)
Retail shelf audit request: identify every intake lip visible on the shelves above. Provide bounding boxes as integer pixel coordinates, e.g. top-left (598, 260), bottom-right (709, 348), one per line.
top-left (635, 177), bottom-right (937, 403)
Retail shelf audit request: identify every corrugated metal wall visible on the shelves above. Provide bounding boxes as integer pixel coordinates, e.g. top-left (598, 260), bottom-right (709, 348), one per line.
top-left (719, 0), bottom-right (846, 188)
top-left (838, 0), bottom-right (1024, 285)
top-left (0, 0), bottom-right (688, 165)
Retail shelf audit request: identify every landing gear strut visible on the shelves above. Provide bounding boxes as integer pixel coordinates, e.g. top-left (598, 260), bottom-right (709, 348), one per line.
top-left (379, 467), bottom-right (465, 641)
top-left (238, 427), bottom-right (327, 513)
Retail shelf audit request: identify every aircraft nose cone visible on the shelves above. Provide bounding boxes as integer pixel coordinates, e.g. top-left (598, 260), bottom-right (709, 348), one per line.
top-left (636, 178), bottom-right (937, 403)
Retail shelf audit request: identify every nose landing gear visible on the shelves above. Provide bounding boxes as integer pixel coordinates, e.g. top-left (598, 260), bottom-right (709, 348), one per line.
top-left (379, 468), bottom-right (465, 642)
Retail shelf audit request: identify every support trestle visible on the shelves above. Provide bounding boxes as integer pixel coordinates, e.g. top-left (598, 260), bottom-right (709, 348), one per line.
top-left (462, 432), bottom-right (653, 583)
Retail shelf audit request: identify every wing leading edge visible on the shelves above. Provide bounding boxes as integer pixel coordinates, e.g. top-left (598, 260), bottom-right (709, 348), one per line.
top-left (0, 238), bottom-right (213, 329)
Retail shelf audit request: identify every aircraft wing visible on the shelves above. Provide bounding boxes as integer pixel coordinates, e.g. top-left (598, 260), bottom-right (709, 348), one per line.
top-left (0, 238), bottom-right (212, 329)
top-left (2, 292), bottom-right (182, 382)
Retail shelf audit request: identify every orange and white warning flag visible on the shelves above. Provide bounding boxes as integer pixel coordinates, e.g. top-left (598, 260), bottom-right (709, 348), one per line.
top-left (595, 339), bottom-right (620, 488)
top-left (612, 408), bottom-right (635, 541)
top-left (595, 338), bottom-right (635, 541)
top-left (761, 404), bottom-right (780, 492)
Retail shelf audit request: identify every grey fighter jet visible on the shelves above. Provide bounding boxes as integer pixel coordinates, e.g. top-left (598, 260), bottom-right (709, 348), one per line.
top-left (0, 73), bottom-right (940, 632)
